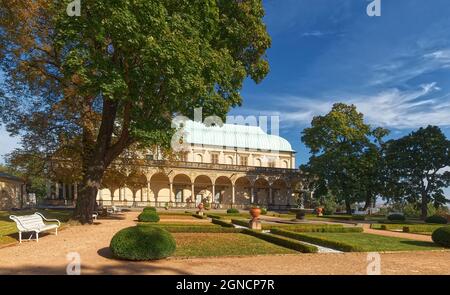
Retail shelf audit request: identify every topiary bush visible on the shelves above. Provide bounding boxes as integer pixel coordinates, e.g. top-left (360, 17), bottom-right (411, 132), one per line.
top-left (110, 226), bottom-right (176, 260)
top-left (138, 211), bottom-right (160, 222)
top-left (261, 208), bottom-right (267, 215)
top-left (387, 213), bottom-right (405, 221)
top-left (143, 206), bottom-right (157, 212)
top-left (425, 215), bottom-right (448, 224)
top-left (431, 226), bottom-right (450, 248)
top-left (227, 208), bottom-right (239, 214)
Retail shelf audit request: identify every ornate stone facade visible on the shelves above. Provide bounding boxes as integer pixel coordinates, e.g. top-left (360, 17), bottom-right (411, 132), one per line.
top-left (46, 121), bottom-right (307, 209)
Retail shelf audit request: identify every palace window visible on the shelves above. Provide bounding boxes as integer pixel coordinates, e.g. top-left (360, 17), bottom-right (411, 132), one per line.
top-left (240, 155), bottom-right (248, 166)
top-left (179, 153), bottom-right (187, 162)
top-left (211, 153), bottom-right (219, 164)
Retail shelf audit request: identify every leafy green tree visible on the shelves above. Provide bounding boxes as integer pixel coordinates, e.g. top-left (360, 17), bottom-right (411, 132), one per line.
top-left (301, 103), bottom-right (389, 213)
top-left (383, 126), bottom-right (450, 219)
top-left (0, 0), bottom-right (271, 223)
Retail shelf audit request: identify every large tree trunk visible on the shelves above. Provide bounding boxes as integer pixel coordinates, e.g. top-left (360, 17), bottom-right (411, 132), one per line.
top-left (345, 199), bottom-right (352, 215)
top-left (73, 98), bottom-right (127, 223)
top-left (363, 194), bottom-right (372, 211)
top-left (420, 194), bottom-right (428, 220)
top-left (74, 163), bottom-right (105, 224)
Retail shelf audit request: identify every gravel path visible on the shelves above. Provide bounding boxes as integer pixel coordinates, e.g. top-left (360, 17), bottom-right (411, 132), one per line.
top-left (0, 212), bottom-right (448, 275)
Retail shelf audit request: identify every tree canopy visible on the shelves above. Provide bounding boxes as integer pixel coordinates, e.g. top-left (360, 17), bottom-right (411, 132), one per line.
top-left (382, 126), bottom-right (450, 219)
top-left (0, 0), bottom-right (271, 222)
top-left (301, 103), bottom-right (389, 213)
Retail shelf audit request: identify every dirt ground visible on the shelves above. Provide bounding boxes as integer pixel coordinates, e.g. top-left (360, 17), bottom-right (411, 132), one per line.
top-left (0, 212), bottom-right (448, 275)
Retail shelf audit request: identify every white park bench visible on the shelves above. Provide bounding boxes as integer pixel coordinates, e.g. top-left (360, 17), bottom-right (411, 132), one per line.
top-left (9, 212), bottom-right (61, 243)
top-left (107, 206), bottom-right (122, 214)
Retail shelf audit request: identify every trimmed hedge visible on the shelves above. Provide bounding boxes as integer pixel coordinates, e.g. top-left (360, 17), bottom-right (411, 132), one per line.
top-left (387, 214), bottom-right (406, 221)
top-left (275, 226), bottom-right (363, 233)
top-left (231, 219), bottom-right (250, 227)
top-left (192, 214), bottom-right (208, 219)
top-left (160, 225), bottom-right (242, 233)
top-left (227, 208), bottom-right (240, 214)
top-left (138, 211), bottom-right (160, 222)
top-left (158, 211), bottom-right (192, 216)
top-left (207, 214), bottom-right (222, 219)
top-left (403, 224), bottom-right (446, 233)
top-left (270, 229), bottom-right (361, 252)
top-left (431, 226), bottom-right (450, 247)
top-left (261, 223), bottom-right (344, 231)
top-left (110, 226), bottom-right (176, 260)
top-left (143, 206), bottom-right (157, 212)
top-left (211, 218), bottom-right (235, 228)
top-left (351, 215), bottom-right (366, 221)
top-left (425, 215), bottom-right (448, 224)
top-left (242, 229), bottom-right (318, 253)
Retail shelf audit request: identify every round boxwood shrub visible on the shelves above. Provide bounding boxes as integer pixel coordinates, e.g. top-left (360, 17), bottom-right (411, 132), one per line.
top-left (110, 226), bottom-right (176, 260)
top-left (387, 213), bottom-right (405, 221)
top-left (226, 208), bottom-right (239, 214)
top-left (261, 208), bottom-right (267, 215)
top-left (431, 226), bottom-right (450, 248)
top-left (138, 211), bottom-right (160, 222)
top-left (425, 215), bottom-right (448, 224)
top-left (143, 206), bottom-right (157, 213)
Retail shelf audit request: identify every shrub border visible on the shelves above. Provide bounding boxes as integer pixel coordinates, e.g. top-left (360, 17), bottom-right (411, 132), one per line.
top-left (242, 229), bottom-right (318, 253)
top-left (211, 218), bottom-right (235, 228)
top-left (270, 229), bottom-right (361, 252)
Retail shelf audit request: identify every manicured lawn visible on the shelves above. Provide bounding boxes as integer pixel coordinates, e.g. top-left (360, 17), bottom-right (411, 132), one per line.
top-left (0, 209), bottom-right (72, 246)
top-left (291, 232), bottom-right (442, 252)
top-left (172, 233), bottom-right (297, 257)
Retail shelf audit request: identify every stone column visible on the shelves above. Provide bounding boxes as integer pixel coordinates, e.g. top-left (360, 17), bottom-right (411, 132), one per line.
top-left (169, 181), bottom-right (173, 202)
top-left (250, 187), bottom-right (254, 204)
top-left (68, 184), bottom-right (72, 201)
top-left (46, 181), bottom-right (51, 199)
top-left (147, 181), bottom-right (151, 203)
top-left (55, 182), bottom-right (60, 199)
top-left (74, 182), bottom-right (78, 201)
top-left (269, 187), bottom-right (273, 205)
top-left (62, 183), bottom-right (66, 200)
top-left (212, 184), bottom-right (215, 204)
top-left (191, 183), bottom-right (195, 208)
top-left (231, 184), bottom-right (235, 206)
top-left (119, 187), bottom-right (123, 201)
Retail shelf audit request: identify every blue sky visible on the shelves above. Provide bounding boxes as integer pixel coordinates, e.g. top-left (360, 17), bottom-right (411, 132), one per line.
top-left (227, 0), bottom-right (450, 165)
top-left (1, 0), bottom-right (449, 195)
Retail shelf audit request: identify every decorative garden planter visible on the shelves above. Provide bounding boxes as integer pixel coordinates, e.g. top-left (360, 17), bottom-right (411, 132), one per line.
top-left (249, 208), bottom-right (262, 230)
top-left (249, 208), bottom-right (261, 219)
top-left (197, 203), bottom-right (204, 216)
top-left (290, 208), bottom-right (314, 221)
top-left (316, 207), bottom-right (324, 216)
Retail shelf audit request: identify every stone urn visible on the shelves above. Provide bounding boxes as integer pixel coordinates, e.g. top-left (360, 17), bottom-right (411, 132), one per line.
top-left (316, 207), bottom-right (324, 216)
top-left (249, 207), bottom-right (261, 220)
top-left (249, 207), bottom-right (262, 230)
top-left (197, 202), bottom-right (204, 216)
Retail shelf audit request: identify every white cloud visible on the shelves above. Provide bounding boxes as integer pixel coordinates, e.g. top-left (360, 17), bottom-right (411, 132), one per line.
top-left (369, 48), bottom-right (450, 86)
top-left (270, 82), bottom-right (450, 129)
top-left (301, 31), bottom-right (325, 37)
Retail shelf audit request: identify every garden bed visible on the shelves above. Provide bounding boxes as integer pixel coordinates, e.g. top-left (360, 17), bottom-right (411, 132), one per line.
top-left (270, 231), bottom-right (443, 252)
top-left (172, 233), bottom-right (298, 257)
